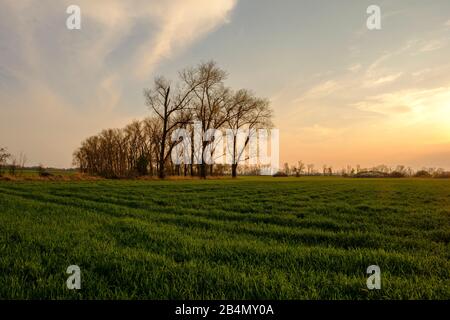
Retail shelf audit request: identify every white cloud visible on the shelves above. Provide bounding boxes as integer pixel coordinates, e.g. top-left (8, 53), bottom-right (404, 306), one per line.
top-left (0, 0), bottom-right (238, 167)
top-left (132, 0), bottom-right (237, 79)
top-left (348, 64), bottom-right (362, 73)
top-left (419, 39), bottom-right (446, 52)
top-left (1, 0), bottom-right (238, 88)
top-left (364, 72), bottom-right (403, 88)
top-left (66, 0), bottom-right (237, 79)
top-left (295, 80), bottom-right (340, 102)
top-left (353, 86), bottom-right (450, 121)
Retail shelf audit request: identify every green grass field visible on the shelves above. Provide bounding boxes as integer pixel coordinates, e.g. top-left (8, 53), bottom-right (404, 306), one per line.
top-left (0, 177), bottom-right (449, 299)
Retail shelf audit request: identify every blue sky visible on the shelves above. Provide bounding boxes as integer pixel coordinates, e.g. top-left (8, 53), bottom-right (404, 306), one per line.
top-left (1, 0), bottom-right (449, 169)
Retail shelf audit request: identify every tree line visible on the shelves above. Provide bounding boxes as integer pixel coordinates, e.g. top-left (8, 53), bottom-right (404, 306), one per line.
top-left (73, 61), bottom-right (273, 179)
top-left (278, 161), bottom-right (450, 178)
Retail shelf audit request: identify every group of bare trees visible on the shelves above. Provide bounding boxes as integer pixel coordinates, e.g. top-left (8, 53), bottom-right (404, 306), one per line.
top-left (73, 61), bottom-right (273, 179)
top-left (279, 161), bottom-right (449, 178)
top-left (0, 147), bottom-right (28, 176)
top-left (73, 119), bottom-right (159, 178)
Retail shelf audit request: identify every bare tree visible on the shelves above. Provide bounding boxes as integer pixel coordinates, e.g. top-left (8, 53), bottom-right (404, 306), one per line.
top-left (18, 152), bottom-right (27, 171)
top-left (11, 152), bottom-right (27, 176)
top-left (142, 117), bottom-right (162, 176)
top-left (307, 164), bottom-right (314, 175)
top-left (181, 61), bottom-right (231, 178)
top-left (226, 89), bottom-right (272, 178)
top-left (395, 165), bottom-right (406, 174)
top-left (144, 76), bottom-right (198, 178)
top-left (0, 147), bottom-right (10, 175)
top-left (9, 156), bottom-right (17, 176)
top-left (297, 161), bottom-right (305, 175)
top-left (283, 163), bottom-right (290, 176)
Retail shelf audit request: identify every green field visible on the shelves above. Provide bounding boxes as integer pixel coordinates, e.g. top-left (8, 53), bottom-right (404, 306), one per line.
top-left (0, 177), bottom-right (449, 299)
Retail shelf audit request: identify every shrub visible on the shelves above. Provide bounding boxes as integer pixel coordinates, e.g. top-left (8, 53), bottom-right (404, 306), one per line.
top-left (136, 155), bottom-right (149, 176)
top-left (389, 171), bottom-right (406, 178)
top-left (434, 171), bottom-right (450, 179)
top-left (39, 171), bottom-right (53, 178)
top-left (272, 171), bottom-right (288, 177)
top-left (354, 171), bottom-right (390, 178)
top-left (414, 170), bottom-right (431, 178)
top-left (37, 165), bottom-right (53, 177)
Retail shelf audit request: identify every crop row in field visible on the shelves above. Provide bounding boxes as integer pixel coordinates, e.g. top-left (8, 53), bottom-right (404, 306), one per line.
top-left (0, 177), bottom-right (448, 299)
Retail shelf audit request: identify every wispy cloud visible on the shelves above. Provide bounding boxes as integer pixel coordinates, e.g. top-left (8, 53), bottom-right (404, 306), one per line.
top-left (364, 72), bottom-right (403, 88)
top-left (353, 86), bottom-right (450, 121)
top-left (0, 0), bottom-right (238, 166)
top-left (418, 39), bottom-right (446, 52)
top-left (294, 80), bottom-right (341, 102)
top-left (132, 0), bottom-right (237, 79)
top-left (348, 64), bottom-right (362, 73)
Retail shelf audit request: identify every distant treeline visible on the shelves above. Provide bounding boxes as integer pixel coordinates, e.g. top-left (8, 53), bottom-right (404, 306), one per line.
top-left (277, 162), bottom-right (450, 178)
top-left (73, 61), bottom-right (273, 179)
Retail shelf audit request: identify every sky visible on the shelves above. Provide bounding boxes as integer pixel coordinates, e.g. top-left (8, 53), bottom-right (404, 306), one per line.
top-left (0, 0), bottom-right (449, 170)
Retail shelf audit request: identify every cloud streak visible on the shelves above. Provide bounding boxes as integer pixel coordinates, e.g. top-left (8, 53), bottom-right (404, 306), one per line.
top-left (132, 0), bottom-right (237, 79)
top-left (0, 0), bottom-right (238, 167)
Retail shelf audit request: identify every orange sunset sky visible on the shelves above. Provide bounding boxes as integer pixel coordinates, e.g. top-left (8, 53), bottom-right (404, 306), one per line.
top-left (1, 0), bottom-right (449, 169)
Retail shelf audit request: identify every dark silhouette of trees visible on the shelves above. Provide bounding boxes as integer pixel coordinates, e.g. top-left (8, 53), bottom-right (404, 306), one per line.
top-left (181, 61), bottom-right (231, 178)
top-left (226, 89), bottom-right (272, 178)
top-left (144, 76), bottom-right (200, 178)
top-left (73, 61), bottom-right (274, 179)
top-left (73, 119), bottom-right (160, 178)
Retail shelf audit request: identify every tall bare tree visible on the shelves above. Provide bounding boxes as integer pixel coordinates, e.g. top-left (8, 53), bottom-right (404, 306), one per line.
top-left (142, 117), bottom-right (161, 176)
top-left (226, 89), bottom-right (272, 178)
top-left (144, 76), bottom-right (198, 178)
top-left (297, 161), bottom-right (305, 175)
top-left (181, 61), bottom-right (235, 178)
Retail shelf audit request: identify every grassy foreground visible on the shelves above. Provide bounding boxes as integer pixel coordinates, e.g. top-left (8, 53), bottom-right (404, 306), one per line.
top-left (0, 177), bottom-right (449, 299)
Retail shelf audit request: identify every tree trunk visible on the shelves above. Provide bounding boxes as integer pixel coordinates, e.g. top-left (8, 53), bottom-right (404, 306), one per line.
top-left (200, 141), bottom-right (207, 179)
top-left (158, 133), bottom-right (166, 179)
top-left (200, 163), bottom-right (207, 179)
top-left (232, 164), bottom-right (238, 178)
top-left (190, 129), bottom-right (195, 177)
top-left (232, 134), bottom-right (238, 178)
